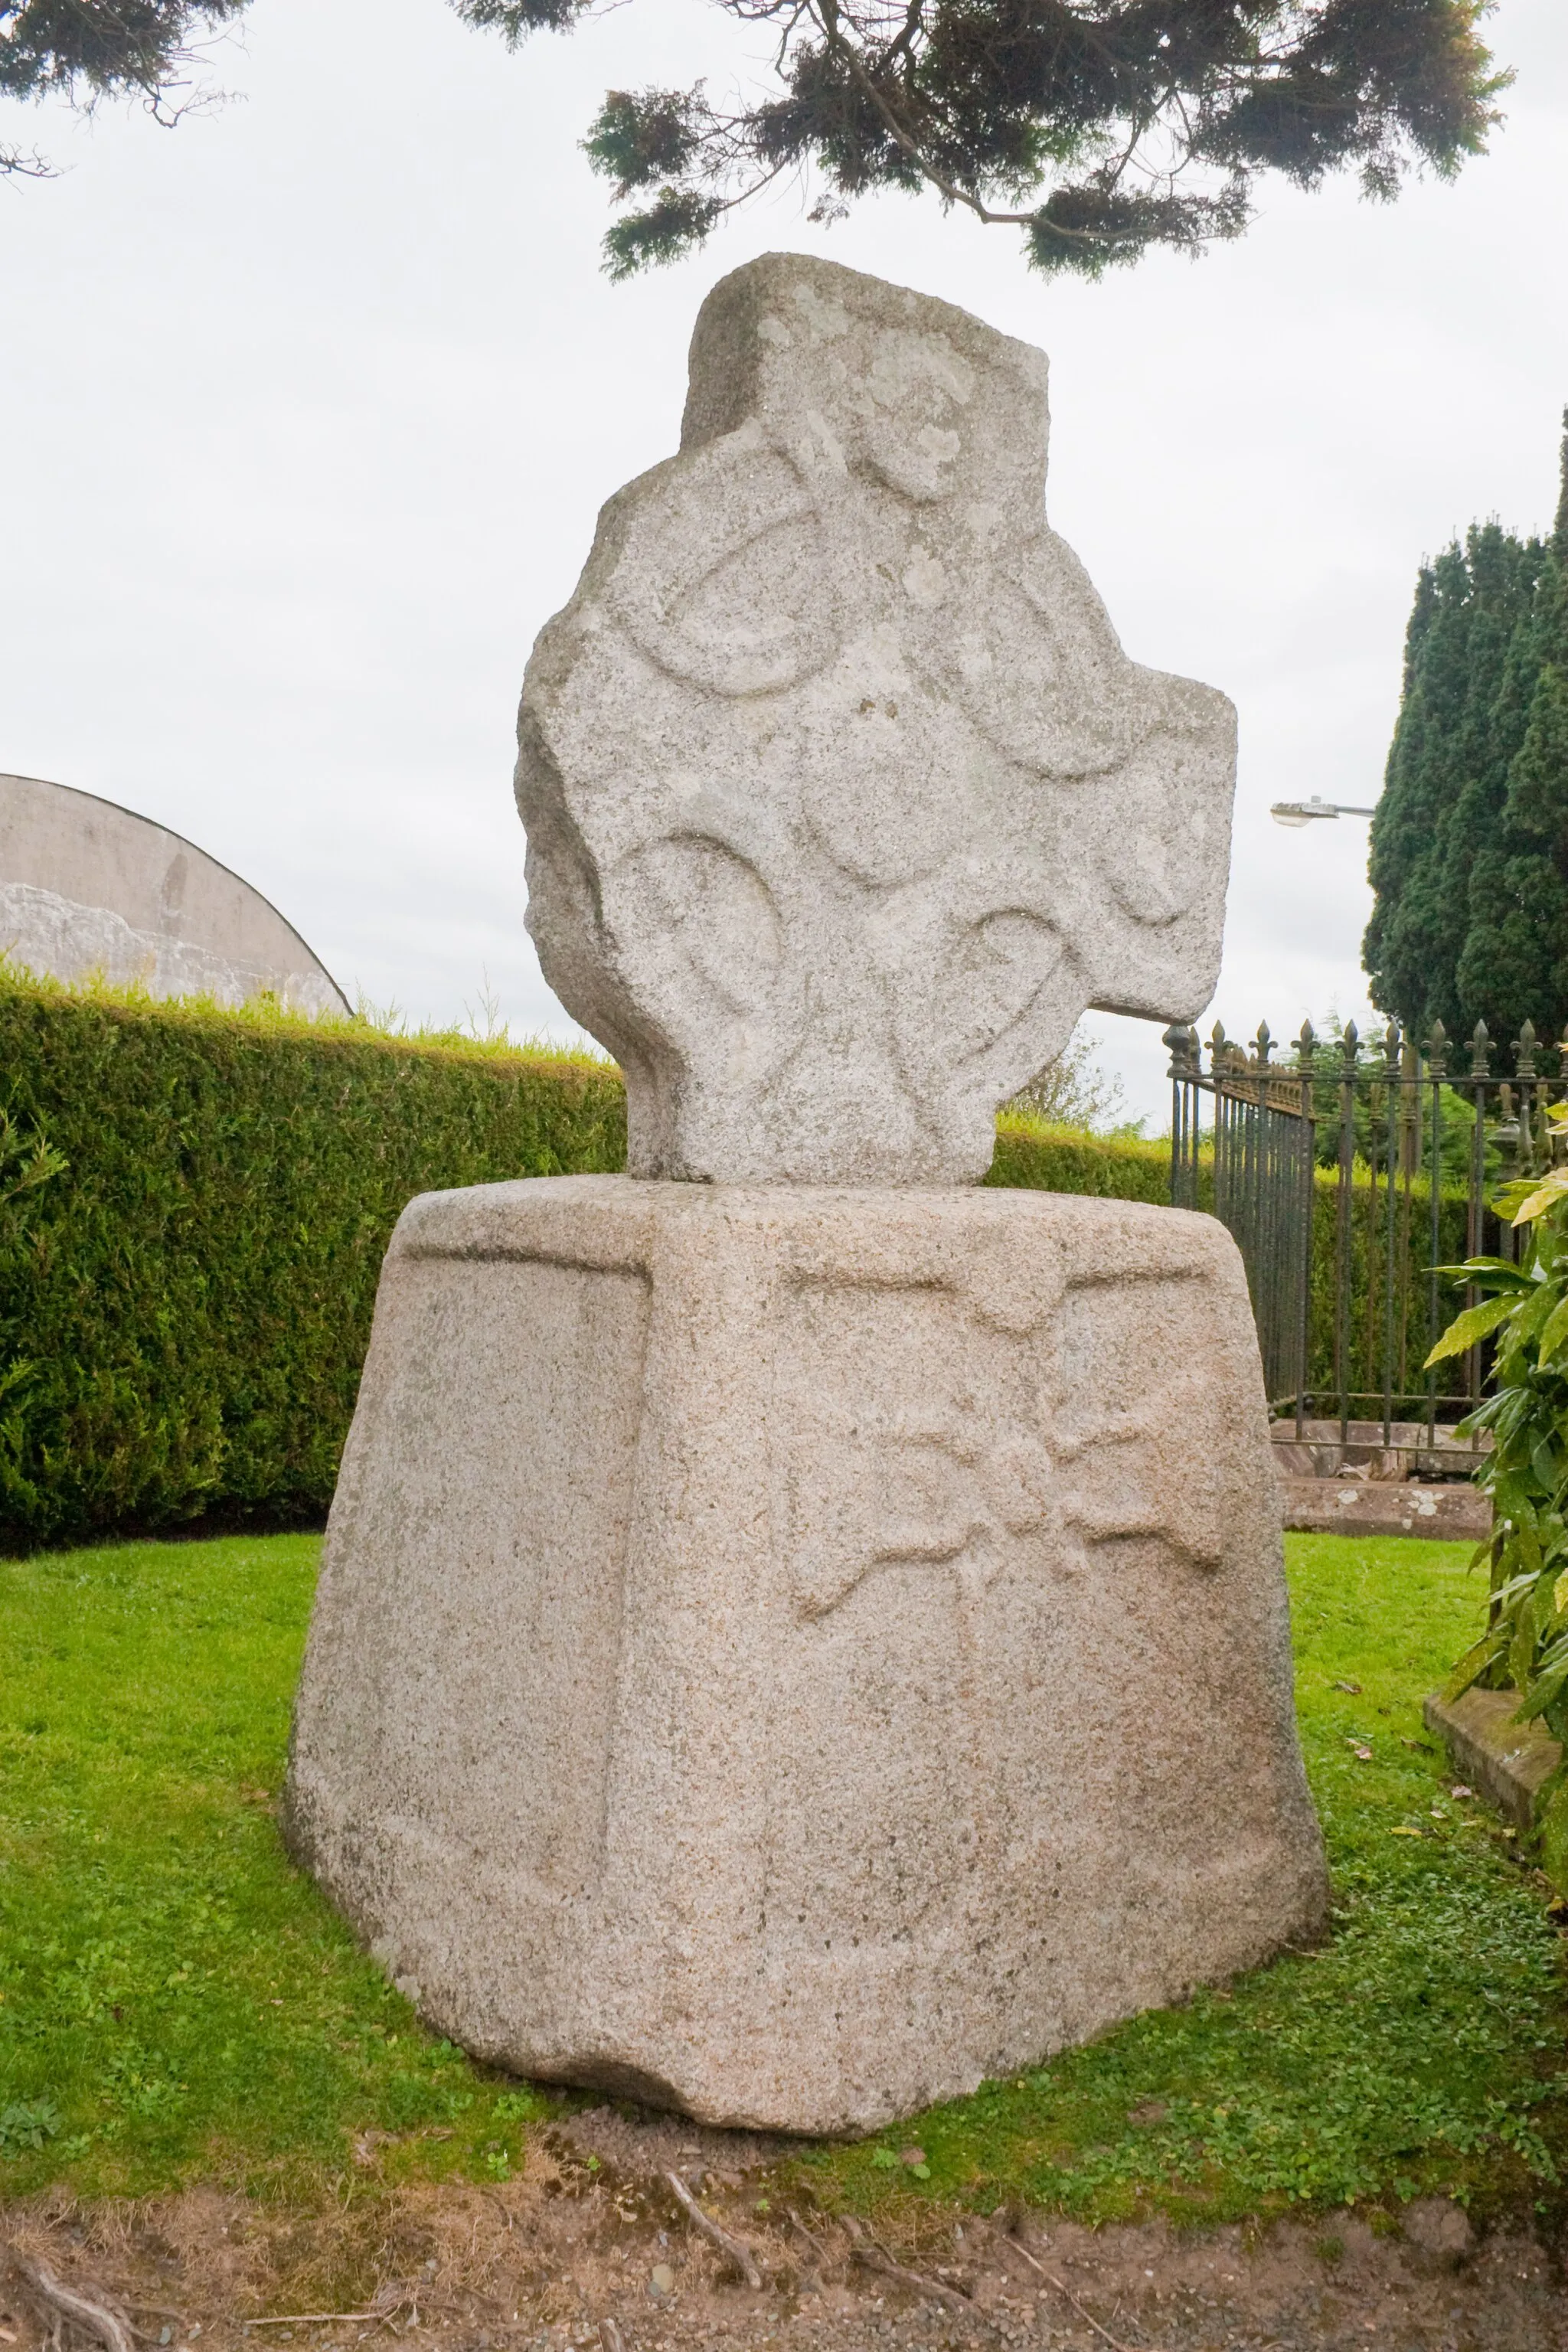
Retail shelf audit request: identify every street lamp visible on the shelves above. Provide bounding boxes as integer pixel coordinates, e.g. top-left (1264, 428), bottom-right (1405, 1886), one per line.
top-left (1269, 795), bottom-right (1377, 828)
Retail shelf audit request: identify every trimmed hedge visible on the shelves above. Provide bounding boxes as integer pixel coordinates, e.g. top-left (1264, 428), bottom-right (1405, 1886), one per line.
top-left (0, 974), bottom-right (1463, 1548)
top-left (0, 979), bottom-right (1195, 1550)
top-left (987, 1110), bottom-right (1177, 1204)
top-left (0, 978), bottom-right (624, 1549)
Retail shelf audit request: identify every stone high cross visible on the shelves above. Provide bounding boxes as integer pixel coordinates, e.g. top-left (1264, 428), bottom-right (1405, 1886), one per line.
top-left (284, 257), bottom-right (1326, 2138)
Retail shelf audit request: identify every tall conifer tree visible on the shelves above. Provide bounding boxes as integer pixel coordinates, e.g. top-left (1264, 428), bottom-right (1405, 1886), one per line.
top-left (1365, 416), bottom-right (1568, 1050)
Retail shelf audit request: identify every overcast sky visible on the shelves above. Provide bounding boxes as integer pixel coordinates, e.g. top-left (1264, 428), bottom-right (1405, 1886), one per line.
top-left (3, 0), bottom-right (1566, 1122)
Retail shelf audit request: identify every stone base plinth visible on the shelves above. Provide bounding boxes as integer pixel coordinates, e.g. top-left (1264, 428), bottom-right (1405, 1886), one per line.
top-left (283, 1177), bottom-right (1326, 2135)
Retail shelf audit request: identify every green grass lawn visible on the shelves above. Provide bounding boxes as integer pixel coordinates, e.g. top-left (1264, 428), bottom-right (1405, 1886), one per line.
top-left (2, 1529), bottom-right (1566, 2225)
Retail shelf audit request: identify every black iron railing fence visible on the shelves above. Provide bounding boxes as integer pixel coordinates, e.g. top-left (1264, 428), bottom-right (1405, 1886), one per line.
top-left (1165, 1016), bottom-right (1568, 1443)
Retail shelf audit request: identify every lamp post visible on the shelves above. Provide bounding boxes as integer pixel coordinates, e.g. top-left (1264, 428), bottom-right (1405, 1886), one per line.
top-left (1269, 796), bottom-right (1377, 828)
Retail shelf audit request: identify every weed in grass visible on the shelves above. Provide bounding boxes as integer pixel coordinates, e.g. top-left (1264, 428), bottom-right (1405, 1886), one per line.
top-left (0, 2097), bottom-right (60, 2154)
top-left (3, 1528), bottom-right (1567, 2225)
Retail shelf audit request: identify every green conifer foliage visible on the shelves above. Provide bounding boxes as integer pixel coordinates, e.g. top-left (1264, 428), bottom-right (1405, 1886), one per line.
top-left (1499, 426), bottom-right (1568, 923)
top-left (0, 1), bottom-right (247, 178)
top-left (456, 0), bottom-right (1508, 282)
top-left (1365, 416), bottom-right (1568, 1052)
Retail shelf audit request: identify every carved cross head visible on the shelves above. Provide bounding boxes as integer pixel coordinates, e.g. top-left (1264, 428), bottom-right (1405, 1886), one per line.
top-left (517, 253), bottom-right (1235, 1184)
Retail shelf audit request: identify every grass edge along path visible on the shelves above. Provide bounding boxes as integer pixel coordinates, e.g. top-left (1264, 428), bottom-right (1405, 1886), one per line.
top-left (2, 1530), bottom-right (1566, 2227)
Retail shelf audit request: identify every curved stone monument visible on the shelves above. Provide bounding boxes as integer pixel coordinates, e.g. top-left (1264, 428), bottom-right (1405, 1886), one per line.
top-left (285, 255), bottom-right (1327, 2135)
top-left (0, 771), bottom-right (348, 1015)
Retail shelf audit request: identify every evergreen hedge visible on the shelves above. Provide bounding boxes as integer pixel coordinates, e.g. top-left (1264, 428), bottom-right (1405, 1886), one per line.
top-left (0, 979), bottom-right (1183, 1550)
top-left (1301, 1166), bottom-right (1472, 1413)
top-left (0, 977), bottom-right (624, 1550)
top-left (0, 974), bottom-right (1468, 1550)
top-left (987, 1110), bottom-right (1176, 1204)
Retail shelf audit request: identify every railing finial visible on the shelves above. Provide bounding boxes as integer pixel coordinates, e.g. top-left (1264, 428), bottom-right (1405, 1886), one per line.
top-left (1469, 1020), bottom-right (1491, 1079)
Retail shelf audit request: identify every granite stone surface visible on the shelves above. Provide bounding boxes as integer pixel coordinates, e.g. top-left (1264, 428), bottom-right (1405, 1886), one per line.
top-left (288, 259), bottom-right (1311, 2133)
top-left (284, 1177), bottom-right (1328, 2135)
top-left (516, 253), bottom-right (1236, 1185)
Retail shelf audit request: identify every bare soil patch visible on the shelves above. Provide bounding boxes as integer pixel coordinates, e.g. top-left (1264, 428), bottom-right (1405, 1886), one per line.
top-left (3, 2107), bottom-right (1563, 2352)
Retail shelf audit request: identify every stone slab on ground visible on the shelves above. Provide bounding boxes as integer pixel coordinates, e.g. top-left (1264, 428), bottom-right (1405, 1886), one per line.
top-left (1281, 1476), bottom-right (1490, 1540)
top-left (286, 1174), bottom-right (1326, 2135)
top-left (1424, 1686), bottom-right (1563, 1833)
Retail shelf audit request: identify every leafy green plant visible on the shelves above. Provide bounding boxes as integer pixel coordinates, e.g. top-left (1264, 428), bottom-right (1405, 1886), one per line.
top-left (1428, 1102), bottom-right (1568, 1779)
top-left (0, 2098), bottom-right (61, 2156)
